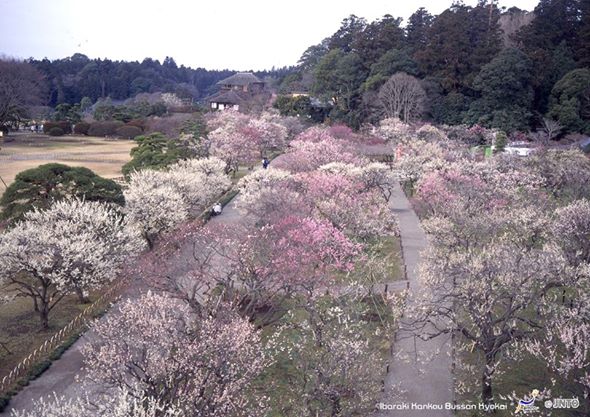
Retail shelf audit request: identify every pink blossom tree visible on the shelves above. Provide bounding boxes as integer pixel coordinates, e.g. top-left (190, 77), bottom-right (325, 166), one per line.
top-left (207, 110), bottom-right (288, 173)
top-left (185, 217), bottom-right (362, 323)
top-left (273, 137), bottom-right (361, 173)
top-left (297, 170), bottom-right (398, 240)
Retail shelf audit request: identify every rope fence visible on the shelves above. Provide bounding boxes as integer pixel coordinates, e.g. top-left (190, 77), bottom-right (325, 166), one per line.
top-left (0, 278), bottom-right (127, 394)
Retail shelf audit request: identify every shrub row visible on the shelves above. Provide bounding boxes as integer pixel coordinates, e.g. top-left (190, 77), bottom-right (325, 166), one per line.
top-left (43, 121), bottom-right (72, 135)
top-left (72, 121), bottom-right (144, 138)
top-left (45, 119), bottom-right (147, 139)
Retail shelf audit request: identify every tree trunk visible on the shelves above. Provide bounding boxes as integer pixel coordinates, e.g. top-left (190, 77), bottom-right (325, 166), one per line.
top-left (144, 232), bottom-right (154, 250)
top-left (39, 308), bottom-right (49, 330)
top-left (330, 396), bottom-right (342, 417)
top-left (481, 354), bottom-right (495, 409)
top-left (75, 287), bottom-right (90, 304)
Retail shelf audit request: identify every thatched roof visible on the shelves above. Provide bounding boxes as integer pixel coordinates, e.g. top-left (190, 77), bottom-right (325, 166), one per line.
top-left (217, 72), bottom-right (263, 86)
top-left (208, 90), bottom-right (245, 105)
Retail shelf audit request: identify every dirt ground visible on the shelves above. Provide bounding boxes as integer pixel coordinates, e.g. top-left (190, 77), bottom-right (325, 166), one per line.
top-left (0, 133), bottom-right (135, 188)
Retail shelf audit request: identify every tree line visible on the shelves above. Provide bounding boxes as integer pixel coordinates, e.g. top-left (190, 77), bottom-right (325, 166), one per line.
top-left (29, 54), bottom-right (294, 106)
top-left (280, 0), bottom-right (590, 133)
top-left (0, 53), bottom-right (295, 131)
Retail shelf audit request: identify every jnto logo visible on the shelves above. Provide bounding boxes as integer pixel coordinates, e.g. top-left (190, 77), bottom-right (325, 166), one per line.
top-left (515, 389), bottom-right (540, 414)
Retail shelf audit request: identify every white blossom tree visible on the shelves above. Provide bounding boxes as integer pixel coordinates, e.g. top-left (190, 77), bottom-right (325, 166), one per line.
top-left (0, 199), bottom-right (143, 328)
top-left (10, 388), bottom-right (185, 417)
top-left (81, 292), bottom-right (268, 417)
top-left (125, 170), bottom-right (191, 248)
top-left (124, 158), bottom-right (231, 247)
top-left (266, 296), bottom-right (389, 417)
top-left (523, 263), bottom-right (590, 400)
top-left (410, 242), bottom-right (568, 406)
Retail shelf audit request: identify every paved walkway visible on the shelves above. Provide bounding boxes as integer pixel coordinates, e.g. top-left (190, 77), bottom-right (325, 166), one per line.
top-left (1, 198), bottom-right (244, 415)
top-left (2, 174), bottom-right (454, 415)
top-left (376, 183), bottom-right (454, 416)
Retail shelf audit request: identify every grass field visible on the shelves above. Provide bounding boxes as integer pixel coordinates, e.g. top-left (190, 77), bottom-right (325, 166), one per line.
top-left (0, 133), bottom-right (135, 188)
top-left (0, 292), bottom-right (98, 381)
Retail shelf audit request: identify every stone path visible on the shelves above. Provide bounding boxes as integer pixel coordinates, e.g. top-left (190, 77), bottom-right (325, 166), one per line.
top-left (376, 182), bottom-right (454, 416)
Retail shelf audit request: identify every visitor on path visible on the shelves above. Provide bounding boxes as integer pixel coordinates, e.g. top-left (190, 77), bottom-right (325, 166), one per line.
top-left (212, 202), bottom-right (222, 216)
top-left (262, 157), bottom-right (270, 169)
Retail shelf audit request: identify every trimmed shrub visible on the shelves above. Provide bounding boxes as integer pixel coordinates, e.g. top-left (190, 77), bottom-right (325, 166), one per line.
top-left (88, 121), bottom-right (124, 137)
top-left (144, 113), bottom-right (193, 137)
top-left (43, 121), bottom-right (71, 135)
top-left (126, 119), bottom-right (146, 131)
top-left (48, 127), bottom-right (65, 136)
top-left (73, 122), bottom-right (90, 135)
top-left (115, 125), bottom-right (142, 139)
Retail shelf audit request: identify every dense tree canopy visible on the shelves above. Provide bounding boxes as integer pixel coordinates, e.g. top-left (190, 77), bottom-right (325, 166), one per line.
top-left (27, 54), bottom-right (294, 106)
top-left (282, 0), bottom-right (589, 132)
top-left (465, 48), bottom-right (534, 132)
top-left (0, 59), bottom-right (45, 129)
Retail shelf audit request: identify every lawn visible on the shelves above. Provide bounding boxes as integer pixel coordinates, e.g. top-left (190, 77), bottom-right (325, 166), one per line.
top-left (338, 236), bottom-right (404, 286)
top-left (0, 292), bottom-right (98, 381)
top-left (0, 133), bottom-right (135, 188)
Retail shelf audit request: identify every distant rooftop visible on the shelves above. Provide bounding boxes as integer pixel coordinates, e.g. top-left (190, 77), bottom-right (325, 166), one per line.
top-left (208, 90), bottom-right (245, 105)
top-left (217, 72), bottom-right (263, 86)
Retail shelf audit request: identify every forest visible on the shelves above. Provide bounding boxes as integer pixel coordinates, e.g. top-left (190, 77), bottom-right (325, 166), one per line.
top-left (27, 54), bottom-right (293, 106)
top-left (279, 0), bottom-right (590, 133)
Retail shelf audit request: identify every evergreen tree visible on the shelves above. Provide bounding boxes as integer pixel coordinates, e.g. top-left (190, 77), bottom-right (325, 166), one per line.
top-left (517, 0), bottom-right (584, 114)
top-left (548, 68), bottom-right (590, 133)
top-left (406, 7), bottom-right (434, 58)
top-left (362, 49), bottom-right (419, 91)
top-left (352, 14), bottom-right (405, 69)
top-left (465, 48), bottom-right (534, 132)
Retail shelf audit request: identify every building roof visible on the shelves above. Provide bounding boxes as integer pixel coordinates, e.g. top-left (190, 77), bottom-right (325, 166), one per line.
top-left (217, 72), bottom-right (263, 86)
top-left (208, 90), bottom-right (245, 105)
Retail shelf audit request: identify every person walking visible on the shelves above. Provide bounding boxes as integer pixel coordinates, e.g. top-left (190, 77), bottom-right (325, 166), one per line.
top-left (262, 157), bottom-right (270, 169)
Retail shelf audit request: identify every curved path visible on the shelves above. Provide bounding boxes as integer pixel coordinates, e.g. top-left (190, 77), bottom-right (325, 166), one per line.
top-left (376, 183), bottom-right (454, 416)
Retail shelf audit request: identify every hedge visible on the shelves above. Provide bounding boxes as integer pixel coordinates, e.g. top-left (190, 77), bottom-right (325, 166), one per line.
top-left (48, 127), bottom-right (65, 136)
top-left (43, 121), bottom-right (71, 135)
top-left (73, 122), bottom-right (90, 135)
top-left (87, 121), bottom-right (124, 137)
top-left (115, 125), bottom-right (143, 139)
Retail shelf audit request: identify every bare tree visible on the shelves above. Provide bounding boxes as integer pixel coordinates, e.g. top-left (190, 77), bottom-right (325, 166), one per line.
top-left (378, 72), bottom-right (425, 123)
top-left (542, 117), bottom-right (563, 142)
top-left (0, 58), bottom-right (45, 129)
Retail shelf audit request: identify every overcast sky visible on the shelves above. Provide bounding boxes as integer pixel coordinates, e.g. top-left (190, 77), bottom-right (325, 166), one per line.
top-left (0, 0), bottom-right (539, 71)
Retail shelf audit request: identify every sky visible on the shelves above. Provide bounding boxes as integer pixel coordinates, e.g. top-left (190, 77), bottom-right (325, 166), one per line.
top-left (0, 0), bottom-right (540, 71)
